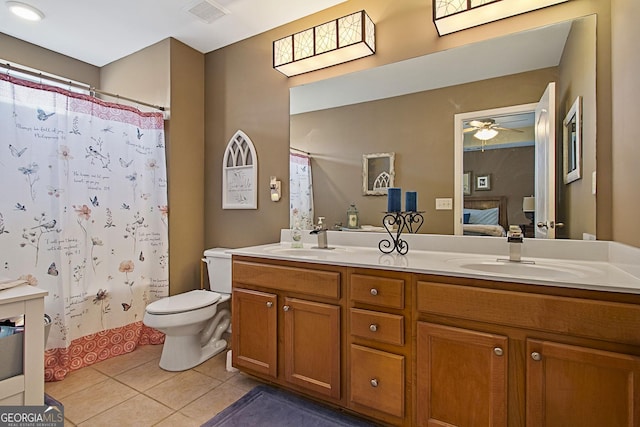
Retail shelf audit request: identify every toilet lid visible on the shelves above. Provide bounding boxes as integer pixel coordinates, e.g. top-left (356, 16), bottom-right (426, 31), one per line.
top-left (146, 289), bottom-right (221, 314)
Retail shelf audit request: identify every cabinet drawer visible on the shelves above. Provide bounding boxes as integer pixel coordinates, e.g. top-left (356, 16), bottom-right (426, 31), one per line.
top-left (417, 281), bottom-right (640, 346)
top-left (350, 308), bottom-right (404, 346)
top-left (233, 260), bottom-right (340, 299)
top-left (350, 274), bottom-right (404, 309)
top-left (350, 344), bottom-right (404, 418)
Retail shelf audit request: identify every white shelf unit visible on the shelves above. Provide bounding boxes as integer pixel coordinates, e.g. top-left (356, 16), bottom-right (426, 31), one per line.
top-left (0, 284), bottom-right (47, 405)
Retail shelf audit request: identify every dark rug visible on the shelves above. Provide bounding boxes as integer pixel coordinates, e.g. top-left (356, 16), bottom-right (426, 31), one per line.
top-left (44, 393), bottom-right (63, 408)
top-left (201, 385), bottom-right (378, 427)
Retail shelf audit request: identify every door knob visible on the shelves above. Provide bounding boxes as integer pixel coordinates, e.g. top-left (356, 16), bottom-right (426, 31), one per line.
top-left (537, 222), bottom-right (548, 229)
top-left (283, 305), bottom-right (290, 312)
top-left (493, 347), bottom-right (503, 356)
top-left (370, 288), bottom-right (378, 296)
top-left (531, 352), bottom-right (542, 361)
top-left (266, 301), bottom-right (273, 308)
top-left (370, 378), bottom-right (379, 387)
top-left (555, 222), bottom-right (565, 228)
top-left (369, 324), bottom-right (378, 332)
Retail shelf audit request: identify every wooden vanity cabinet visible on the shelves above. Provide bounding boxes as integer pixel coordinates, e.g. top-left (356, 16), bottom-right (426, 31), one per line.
top-left (415, 275), bottom-right (640, 427)
top-left (347, 268), bottom-right (413, 426)
top-left (231, 257), bottom-right (344, 402)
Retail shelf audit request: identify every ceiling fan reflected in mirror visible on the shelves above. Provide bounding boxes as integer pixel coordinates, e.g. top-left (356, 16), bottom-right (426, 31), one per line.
top-left (464, 118), bottom-right (525, 140)
top-left (464, 118), bottom-right (525, 151)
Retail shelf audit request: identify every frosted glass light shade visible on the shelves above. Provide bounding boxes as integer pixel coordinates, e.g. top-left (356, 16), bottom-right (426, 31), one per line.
top-left (474, 128), bottom-right (498, 141)
top-left (274, 10), bottom-right (375, 77)
top-left (6, 1), bottom-right (44, 21)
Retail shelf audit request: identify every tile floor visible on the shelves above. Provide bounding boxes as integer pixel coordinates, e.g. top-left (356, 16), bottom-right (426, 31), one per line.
top-left (45, 344), bottom-right (261, 426)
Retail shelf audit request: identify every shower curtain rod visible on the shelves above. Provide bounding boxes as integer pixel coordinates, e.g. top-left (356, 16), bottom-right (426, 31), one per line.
top-left (1, 62), bottom-right (166, 112)
top-left (290, 146), bottom-right (310, 155)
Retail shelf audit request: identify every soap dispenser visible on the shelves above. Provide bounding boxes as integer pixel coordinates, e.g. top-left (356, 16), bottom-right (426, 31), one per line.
top-left (346, 203), bottom-right (359, 229)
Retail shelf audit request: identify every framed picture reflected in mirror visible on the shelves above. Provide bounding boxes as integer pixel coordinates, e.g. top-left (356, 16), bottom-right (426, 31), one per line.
top-left (362, 152), bottom-right (395, 195)
top-left (563, 96), bottom-right (582, 184)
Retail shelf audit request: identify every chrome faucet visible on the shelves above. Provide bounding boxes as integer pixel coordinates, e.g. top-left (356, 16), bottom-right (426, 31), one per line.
top-left (310, 217), bottom-right (330, 249)
top-left (507, 225), bottom-right (524, 262)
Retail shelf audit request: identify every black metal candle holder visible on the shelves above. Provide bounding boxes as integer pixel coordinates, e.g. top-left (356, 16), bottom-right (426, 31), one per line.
top-left (378, 211), bottom-right (425, 255)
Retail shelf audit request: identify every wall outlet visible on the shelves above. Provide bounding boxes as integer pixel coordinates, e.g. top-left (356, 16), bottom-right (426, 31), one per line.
top-left (435, 198), bottom-right (453, 210)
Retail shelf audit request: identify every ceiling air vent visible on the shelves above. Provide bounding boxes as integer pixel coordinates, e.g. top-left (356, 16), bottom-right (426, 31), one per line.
top-left (186, 0), bottom-right (230, 24)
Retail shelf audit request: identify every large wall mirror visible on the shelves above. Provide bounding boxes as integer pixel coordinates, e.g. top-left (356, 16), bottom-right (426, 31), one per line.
top-left (290, 15), bottom-right (596, 239)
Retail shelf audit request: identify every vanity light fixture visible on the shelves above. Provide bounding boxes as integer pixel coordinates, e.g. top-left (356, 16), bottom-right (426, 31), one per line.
top-left (433, 0), bottom-right (569, 36)
top-left (6, 1), bottom-right (44, 21)
top-left (270, 176), bottom-right (281, 202)
top-left (273, 10), bottom-right (375, 77)
top-left (474, 128), bottom-right (498, 141)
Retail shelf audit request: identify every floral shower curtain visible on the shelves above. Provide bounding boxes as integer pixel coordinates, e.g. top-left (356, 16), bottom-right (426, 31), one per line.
top-left (0, 74), bottom-right (169, 381)
top-left (289, 152), bottom-right (314, 229)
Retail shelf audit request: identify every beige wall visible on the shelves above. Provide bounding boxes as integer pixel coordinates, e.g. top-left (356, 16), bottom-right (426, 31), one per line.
top-left (557, 15), bottom-right (597, 239)
top-left (101, 39), bottom-right (205, 295)
top-left (290, 68), bottom-right (555, 234)
top-left (0, 33), bottom-right (100, 86)
top-left (205, 0), bottom-right (616, 248)
top-left (611, 0), bottom-right (640, 248)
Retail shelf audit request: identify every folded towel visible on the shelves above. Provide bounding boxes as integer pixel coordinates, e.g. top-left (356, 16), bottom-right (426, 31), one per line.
top-left (0, 279), bottom-right (28, 291)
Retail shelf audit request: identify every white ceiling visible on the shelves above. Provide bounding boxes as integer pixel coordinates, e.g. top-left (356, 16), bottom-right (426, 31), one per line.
top-left (0, 0), bottom-right (347, 67)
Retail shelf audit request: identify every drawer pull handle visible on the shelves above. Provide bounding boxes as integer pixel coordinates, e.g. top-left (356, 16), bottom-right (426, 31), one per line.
top-left (266, 302), bottom-right (273, 308)
top-left (283, 305), bottom-right (290, 312)
top-left (369, 324), bottom-right (378, 332)
top-left (370, 378), bottom-right (379, 388)
top-left (531, 352), bottom-right (542, 361)
top-left (370, 288), bottom-right (378, 296)
top-left (493, 347), bottom-right (503, 356)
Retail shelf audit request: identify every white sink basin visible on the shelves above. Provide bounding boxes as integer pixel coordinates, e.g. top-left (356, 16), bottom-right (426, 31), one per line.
top-left (263, 246), bottom-right (346, 258)
top-left (447, 258), bottom-right (599, 280)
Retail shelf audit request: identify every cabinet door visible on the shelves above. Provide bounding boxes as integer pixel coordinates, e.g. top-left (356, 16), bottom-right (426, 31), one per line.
top-left (232, 288), bottom-right (277, 378)
top-left (284, 297), bottom-right (341, 399)
top-left (417, 322), bottom-right (508, 427)
top-left (527, 339), bottom-right (640, 427)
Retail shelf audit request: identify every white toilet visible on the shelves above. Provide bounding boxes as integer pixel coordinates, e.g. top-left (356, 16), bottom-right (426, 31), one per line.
top-left (143, 248), bottom-right (232, 371)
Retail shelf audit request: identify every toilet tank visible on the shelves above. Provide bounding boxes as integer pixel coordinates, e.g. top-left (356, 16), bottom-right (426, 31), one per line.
top-left (203, 248), bottom-right (232, 294)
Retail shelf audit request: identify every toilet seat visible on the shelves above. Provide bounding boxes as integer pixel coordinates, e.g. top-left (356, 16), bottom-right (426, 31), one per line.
top-left (146, 289), bottom-right (221, 315)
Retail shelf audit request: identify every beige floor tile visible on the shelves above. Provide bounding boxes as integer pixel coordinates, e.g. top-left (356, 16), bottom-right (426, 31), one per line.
top-left (153, 411), bottom-right (201, 427)
top-left (225, 372), bottom-right (262, 393)
top-left (114, 358), bottom-right (178, 392)
top-left (61, 378), bottom-right (138, 424)
top-left (137, 343), bottom-right (164, 358)
top-left (91, 347), bottom-right (159, 377)
top-left (45, 367), bottom-right (109, 399)
top-left (193, 351), bottom-right (237, 382)
top-left (180, 381), bottom-right (250, 425)
top-left (145, 370), bottom-right (222, 410)
top-left (64, 418), bottom-right (76, 426)
top-left (77, 394), bottom-right (173, 427)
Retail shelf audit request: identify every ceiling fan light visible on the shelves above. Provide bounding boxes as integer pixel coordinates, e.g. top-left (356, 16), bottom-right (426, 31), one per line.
top-left (474, 128), bottom-right (498, 140)
top-left (6, 1), bottom-right (44, 21)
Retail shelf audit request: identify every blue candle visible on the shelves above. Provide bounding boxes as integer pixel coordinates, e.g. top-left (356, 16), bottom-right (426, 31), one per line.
top-left (406, 191), bottom-right (417, 212)
top-left (387, 188), bottom-right (401, 212)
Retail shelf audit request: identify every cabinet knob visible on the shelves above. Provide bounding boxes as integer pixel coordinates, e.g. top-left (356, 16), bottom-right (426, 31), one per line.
top-left (369, 324), bottom-right (378, 332)
top-left (531, 351), bottom-right (542, 361)
top-left (283, 305), bottom-right (290, 312)
top-left (370, 288), bottom-right (378, 296)
top-left (266, 301), bottom-right (273, 308)
top-left (370, 378), bottom-right (379, 388)
top-left (493, 347), bottom-right (504, 356)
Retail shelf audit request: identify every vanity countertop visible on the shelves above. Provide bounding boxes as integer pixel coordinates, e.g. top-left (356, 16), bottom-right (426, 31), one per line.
top-left (228, 230), bottom-right (640, 295)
